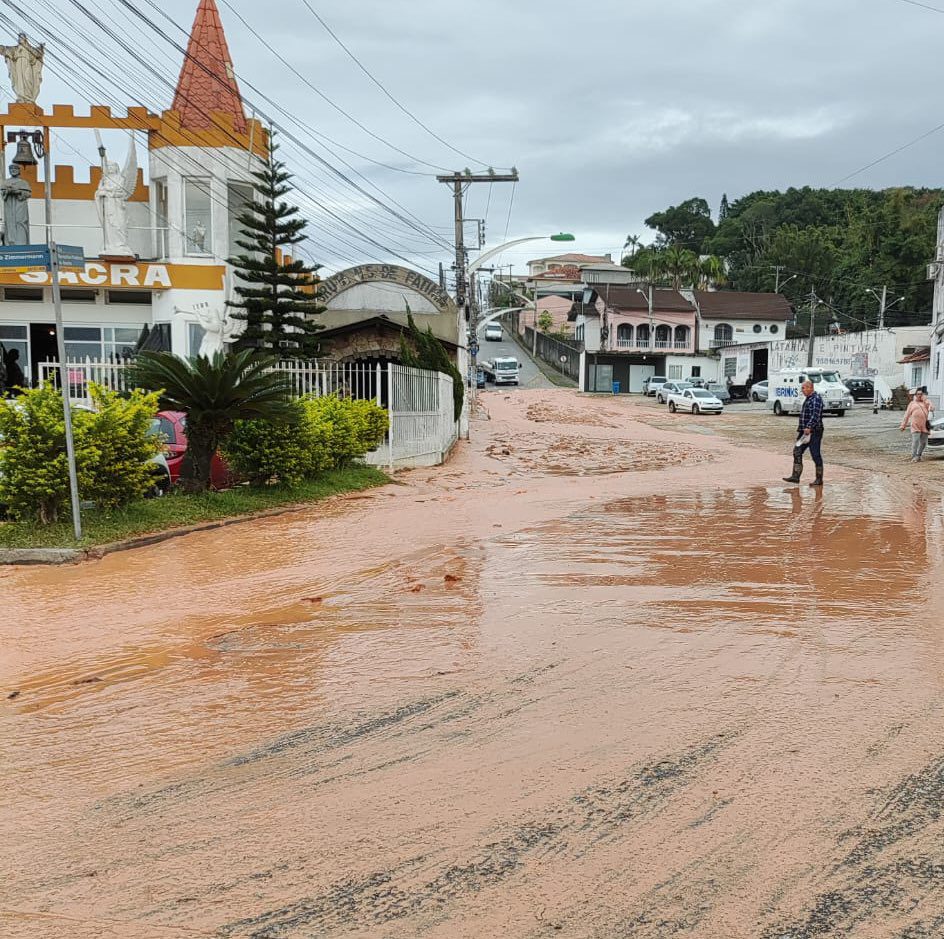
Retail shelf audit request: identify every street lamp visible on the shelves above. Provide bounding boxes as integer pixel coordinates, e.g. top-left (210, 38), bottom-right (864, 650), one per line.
top-left (464, 233), bottom-right (575, 395)
top-left (467, 232), bottom-right (575, 276)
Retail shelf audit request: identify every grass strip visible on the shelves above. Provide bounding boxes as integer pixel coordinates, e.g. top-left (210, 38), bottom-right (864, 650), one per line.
top-left (0, 465), bottom-right (389, 550)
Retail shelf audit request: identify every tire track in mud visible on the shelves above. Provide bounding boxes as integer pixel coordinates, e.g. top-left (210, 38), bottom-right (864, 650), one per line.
top-left (217, 731), bottom-right (738, 937)
top-left (760, 752), bottom-right (944, 938)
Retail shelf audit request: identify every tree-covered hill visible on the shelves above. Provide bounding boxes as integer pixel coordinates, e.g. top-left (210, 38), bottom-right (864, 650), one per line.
top-left (627, 187), bottom-right (942, 333)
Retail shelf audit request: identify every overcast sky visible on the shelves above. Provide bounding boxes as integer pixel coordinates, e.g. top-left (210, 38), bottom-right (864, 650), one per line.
top-left (16, 0), bottom-right (944, 276)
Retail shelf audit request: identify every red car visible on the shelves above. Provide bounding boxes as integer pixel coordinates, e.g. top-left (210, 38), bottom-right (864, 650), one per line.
top-left (149, 410), bottom-right (235, 490)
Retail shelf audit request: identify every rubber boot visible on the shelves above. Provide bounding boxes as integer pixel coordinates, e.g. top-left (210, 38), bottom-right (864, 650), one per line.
top-left (809, 466), bottom-right (823, 487)
top-left (783, 459), bottom-right (803, 484)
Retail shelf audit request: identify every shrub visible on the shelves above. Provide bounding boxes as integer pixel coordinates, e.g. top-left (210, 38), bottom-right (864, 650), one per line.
top-left (221, 395), bottom-right (388, 487)
top-left (83, 386), bottom-right (163, 509)
top-left (346, 398), bottom-right (389, 456)
top-left (0, 383), bottom-right (161, 524)
top-left (303, 395), bottom-right (388, 467)
top-left (223, 400), bottom-right (327, 486)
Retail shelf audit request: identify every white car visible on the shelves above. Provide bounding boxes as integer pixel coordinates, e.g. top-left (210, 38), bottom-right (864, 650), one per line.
top-left (644, 375), bottom-right (668, 396)
top-left (667, 387), bottom-right (724, 415)
top-left (484, 322), bottom-right (503, 342)
top-left (928, 415), bottom-right (944, 455)
top-left (750, 380), bottom-right (769, 402)
top-left (656, 380), bottom-right (693, 404)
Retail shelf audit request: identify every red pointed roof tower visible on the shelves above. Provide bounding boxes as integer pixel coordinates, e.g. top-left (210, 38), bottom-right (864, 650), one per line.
top-left (172, 0), bottom-right (247, 134)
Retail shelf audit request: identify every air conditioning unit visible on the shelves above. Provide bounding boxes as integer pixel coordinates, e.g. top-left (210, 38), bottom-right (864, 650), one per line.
top-left (929, 263), bottom-right (940, 280)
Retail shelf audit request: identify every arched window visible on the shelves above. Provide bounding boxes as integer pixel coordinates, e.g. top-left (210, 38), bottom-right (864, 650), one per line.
top-left (617, 323), bottom-right (634, 346)
top-left (655, 324), bottom-right (671, 348)
top-left (637, 323), bottom-right (651, 346)
top-left (714, 323), bottom-right (733, 345)
top-left (674, 325), bottom-right (689, 348)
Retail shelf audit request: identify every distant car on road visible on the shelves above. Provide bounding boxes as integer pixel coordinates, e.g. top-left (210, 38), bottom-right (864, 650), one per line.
top-left (657, 380), bottom-right (693, 404)
top-left (644, 375), bottom-right (668, 396)
top-left (750, 380), bottom-right (769, 402)
top-left (482, 357), bottom-right (519, 386)
top-left (476, 368), bottom-right (486, 389)
top-left (667, 387), bottom-right (724, 415)
top-left (484, 322), bottom-right (503, 342)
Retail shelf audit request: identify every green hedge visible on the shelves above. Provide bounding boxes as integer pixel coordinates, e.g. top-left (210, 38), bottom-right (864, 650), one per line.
top-left (0, 384), bottom-right (162, 524)
top-left (222, 394), bottom-right (388, 486)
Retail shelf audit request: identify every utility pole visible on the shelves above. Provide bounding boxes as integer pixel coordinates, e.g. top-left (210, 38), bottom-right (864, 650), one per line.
top-left (878, 284), bottom-right (887, 330)
top-left (437, 170), bottom-right (518, 428)
top-left (807, 288), bottom-right (818, 368)
top-left (772, 265), bottom-right (785, 294)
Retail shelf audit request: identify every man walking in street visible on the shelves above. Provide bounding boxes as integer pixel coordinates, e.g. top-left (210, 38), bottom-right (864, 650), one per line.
top-left (783, 379), bottom-right (825, 487)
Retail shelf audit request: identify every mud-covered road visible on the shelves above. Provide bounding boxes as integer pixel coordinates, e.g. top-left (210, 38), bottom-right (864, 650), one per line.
top-left (4, 390), bottom-right (944, 938)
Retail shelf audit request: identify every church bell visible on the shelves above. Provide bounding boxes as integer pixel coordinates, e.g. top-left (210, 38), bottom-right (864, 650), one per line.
top-left (11, 136), bottom-right (37, 166)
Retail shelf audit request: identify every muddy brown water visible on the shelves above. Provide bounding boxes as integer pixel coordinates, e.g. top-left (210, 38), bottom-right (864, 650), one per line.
top-left (3, 390), bottom-right (944, 938)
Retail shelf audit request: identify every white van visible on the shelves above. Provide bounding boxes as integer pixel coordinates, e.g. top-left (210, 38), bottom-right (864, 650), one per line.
top-left (768, 368), bottom-right (854, 417)
top-left (485, 356), bottom-right (520, 385)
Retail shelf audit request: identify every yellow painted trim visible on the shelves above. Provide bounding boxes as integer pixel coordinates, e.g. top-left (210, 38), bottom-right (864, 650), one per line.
top-left (0, 262), bottom-right (225, 291)
top-left (149, 109), bottom-right (268, 158)
top-left (0, 103), bottom-right (268, 157)
top-left (14, 163), bottom-right (149, 203)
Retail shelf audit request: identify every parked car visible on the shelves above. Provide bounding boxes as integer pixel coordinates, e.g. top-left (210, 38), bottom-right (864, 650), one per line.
top-left (149, 410), bottom-right (234, 490)
top-left (750, 380), bottom-right (769, 402)
top-left (484, 322), bottom-right (503, 342)
top-left (929, 414), bottom-right (944, 455)
top-left (475, 368), bottom-right (486, 389)
top-left (706, 382), bottom-right (731, 404)
top-left (667, 387), bottom-right (725, 415)
top-left (656, 380), bottom-right (693, 404)
top-left (844, 377), bottom-right (875, 402)
top-left (644, 375), bottom-right (668, 396)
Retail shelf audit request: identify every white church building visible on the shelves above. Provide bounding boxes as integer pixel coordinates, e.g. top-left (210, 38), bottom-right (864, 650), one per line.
top-left (0, 0), bottom-right (263, 385)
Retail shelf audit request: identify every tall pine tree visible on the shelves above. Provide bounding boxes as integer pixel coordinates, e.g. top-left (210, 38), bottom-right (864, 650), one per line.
top-left (228, 140), bottom-right (324, 358)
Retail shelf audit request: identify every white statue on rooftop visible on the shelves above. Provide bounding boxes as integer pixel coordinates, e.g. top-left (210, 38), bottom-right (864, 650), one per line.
top-left (0, 34), bottom-right (44, 104)
top-left (95, 133), bottom-right (138, 258)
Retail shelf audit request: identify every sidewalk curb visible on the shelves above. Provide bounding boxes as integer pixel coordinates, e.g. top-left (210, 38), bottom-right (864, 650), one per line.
top-left (0, 487), bottom-right (390, 567)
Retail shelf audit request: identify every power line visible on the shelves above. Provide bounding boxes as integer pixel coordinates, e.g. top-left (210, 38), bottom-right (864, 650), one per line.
top-left (126, 0), bottom-right (454, 252)
top-left (31, 0), bottom-right (445, 272)
top-left (297, 0), bottom-right (501, 170)
top-left (0, 5), bottom-right (424, 273)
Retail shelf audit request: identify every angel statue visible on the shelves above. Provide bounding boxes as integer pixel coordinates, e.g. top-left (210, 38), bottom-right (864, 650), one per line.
top-left (175, 273), bottom-right (244, 357)
top-left (0, 34), bottom-right (44, 104)
top-left (94, 132), bottom-right (138, 257)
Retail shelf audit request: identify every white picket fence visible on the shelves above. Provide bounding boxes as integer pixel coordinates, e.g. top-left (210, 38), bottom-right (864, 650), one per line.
top-left (37, 358), bottom-right (458, 470)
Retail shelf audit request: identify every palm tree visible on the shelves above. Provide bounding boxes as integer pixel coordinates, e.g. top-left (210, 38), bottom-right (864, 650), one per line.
top-left (699, 255), bottom-right (728, 289)
top-left (133, 351), bottom-right (296, 492)
top-left (661, 246), bottom-right (700, 290)
top-left (622, 234), bottom-right (642, 261)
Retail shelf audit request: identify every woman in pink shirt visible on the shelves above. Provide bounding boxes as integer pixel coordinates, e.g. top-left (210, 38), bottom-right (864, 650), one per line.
top-left (900, 388), bottom-right (934, 462)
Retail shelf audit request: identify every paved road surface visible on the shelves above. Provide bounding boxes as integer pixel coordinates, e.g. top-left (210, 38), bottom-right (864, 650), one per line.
top-left (477, 328), bottom-right (555, 390)
top-left (5, 389), bottom-right (944, 937)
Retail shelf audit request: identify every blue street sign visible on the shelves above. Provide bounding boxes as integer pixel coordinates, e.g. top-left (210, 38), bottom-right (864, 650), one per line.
top-left (56, 245), bottom-right (85, 272)
top-left (0, 244), bottom-right (50, 272)
top-left (0, 243), bottom-right (85, 273)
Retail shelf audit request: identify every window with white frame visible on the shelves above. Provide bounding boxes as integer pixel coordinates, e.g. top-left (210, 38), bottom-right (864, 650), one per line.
top-left (668, 364), bottom-right (682, 379)
top-left (62, 325), bottom-right (145, 361)
top-left (227, 182), bottom-right (253, 258)
top-left (184, 178), bottom-right (213, 256)
top-left (189, 322), bottom-right (206, 357)
top-left (153, 178), bottom-right (169, 259)
top-left (912, 365), bottom-right (924, 388)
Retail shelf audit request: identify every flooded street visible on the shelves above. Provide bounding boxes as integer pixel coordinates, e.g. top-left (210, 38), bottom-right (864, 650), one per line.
top-left (4, 389), bottom-right (944, 938)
